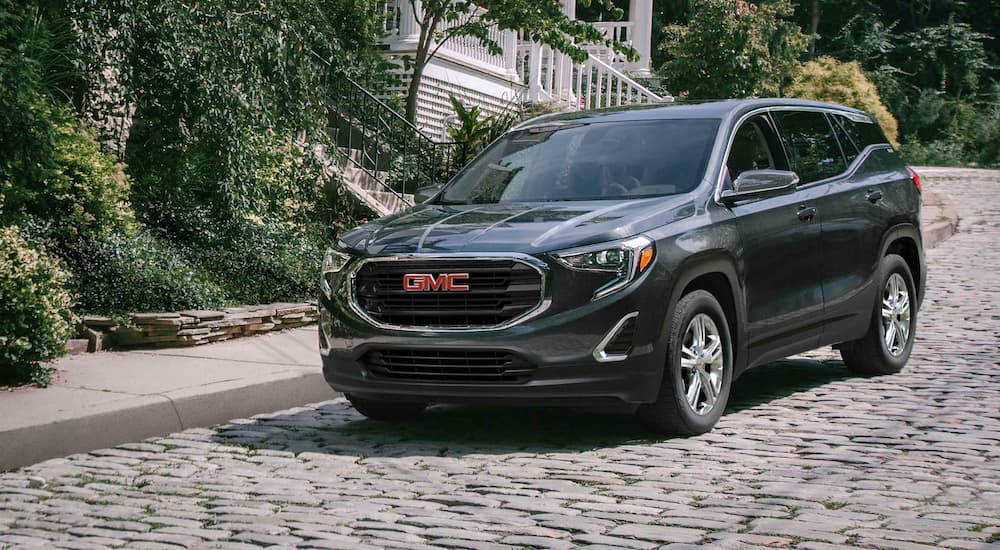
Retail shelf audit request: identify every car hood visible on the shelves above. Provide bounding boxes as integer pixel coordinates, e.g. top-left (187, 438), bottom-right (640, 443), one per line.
top-left (339, 196), bottom-right (697, 256)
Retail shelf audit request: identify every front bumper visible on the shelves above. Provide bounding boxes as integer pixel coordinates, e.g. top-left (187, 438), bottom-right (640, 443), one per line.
top-left (319, 259), bottom-right (671, 406)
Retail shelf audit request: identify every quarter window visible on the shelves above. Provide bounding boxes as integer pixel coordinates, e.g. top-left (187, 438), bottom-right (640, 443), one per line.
top-left (773, 111), bottom-right (847, 184)
top-left (830, 115), bottom-right (860, 163)
top-left (832, 113), bottom-right (888, 150)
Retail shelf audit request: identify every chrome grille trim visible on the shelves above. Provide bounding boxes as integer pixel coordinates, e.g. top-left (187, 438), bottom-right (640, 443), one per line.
top-left (348, 253), bottom-right (551, 332)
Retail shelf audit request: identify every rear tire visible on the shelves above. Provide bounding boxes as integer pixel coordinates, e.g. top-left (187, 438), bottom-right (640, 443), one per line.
top-left (346, 394), bottom-right (427, 421)
top-left (840, 254), bottom-right (916, 376)
top-left (637, 290), bottom-right (733, 435)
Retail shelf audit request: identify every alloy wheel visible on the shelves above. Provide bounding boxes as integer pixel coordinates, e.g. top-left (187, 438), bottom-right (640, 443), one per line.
top-left (881, 272), bottom-right (911, 356)
top-left (680, 313), bottom-right (725, 415)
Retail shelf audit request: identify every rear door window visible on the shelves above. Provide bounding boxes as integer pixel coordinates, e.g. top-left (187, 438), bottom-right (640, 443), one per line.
top-left (773, 111), bottom-right (847, 184)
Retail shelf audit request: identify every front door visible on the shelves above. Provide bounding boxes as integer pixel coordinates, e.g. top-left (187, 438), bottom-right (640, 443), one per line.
top-left (725, 113), bottom-right (825, 366)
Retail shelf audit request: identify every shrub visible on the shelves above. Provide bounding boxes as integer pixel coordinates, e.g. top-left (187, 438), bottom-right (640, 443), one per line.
top-left (786, 56), bottom-right (899, 147)
top-left (105, 0), bottom-right (388, 222)
top-left (0, 226), bottom-right (74, 386)
top-left (64, 229), bottom-right (228, 315)
top-left (898, 136), bottom-right (966, 167)
top-left (446, 96), bottom-right (519, 168)
top-left (1, 76), bottom-right (133, 242)
top-left (195, 220), bottom-right (328, 306)
top-left (136, 203), bottom-right (329, 306)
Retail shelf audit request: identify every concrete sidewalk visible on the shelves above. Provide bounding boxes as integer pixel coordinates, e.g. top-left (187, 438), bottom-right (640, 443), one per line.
top-left (0, 327), bottom-right (336, 470)
top-left (0, 170), bottom-right (961, 471)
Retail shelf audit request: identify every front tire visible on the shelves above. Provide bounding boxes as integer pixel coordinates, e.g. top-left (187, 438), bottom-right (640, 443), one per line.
top-left (346, 394), bottom-right (427, 421)
top-left (638, 290), bottom-right (734, 435)
top-left (840, 254), bottom-right (916, 376)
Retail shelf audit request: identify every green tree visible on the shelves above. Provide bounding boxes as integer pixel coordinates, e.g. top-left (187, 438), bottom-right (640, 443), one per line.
top-left (398, 0), bottom-right (636, 123)
top-left (893, 21), bottom-right (990, 98)
top-left (659, 0), bottom-right (807, 99)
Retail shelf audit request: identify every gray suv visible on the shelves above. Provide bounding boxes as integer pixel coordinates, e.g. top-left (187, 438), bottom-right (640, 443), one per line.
top-left (318, 99), bottom-right (925, 435)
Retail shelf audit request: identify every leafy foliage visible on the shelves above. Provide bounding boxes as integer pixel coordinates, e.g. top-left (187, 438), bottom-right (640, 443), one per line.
top-left (0, 2), bottom-right (131, 241)
top-left (0, 227), bottom-right (74, 386)
top-left (137, 203), bottom-right (331, 307)
top-left (786, 56), bottom-right (899, 146)
top-left (446, 96), bottom-right (518, 167)
top-left (659, 0), bottom-right (808, 99)
top-left (892, 22), bottom-right (990, 98)
top-left (1, 0), bottom-right (381, 322)
top-left (788, 0), bottom-right (998, 167)
top-left (67, 0), bottom-right (386, 222)
top-left (0, 97), bottom-right (133, 241)
top-left (62, 228), bottom-right (228, 315)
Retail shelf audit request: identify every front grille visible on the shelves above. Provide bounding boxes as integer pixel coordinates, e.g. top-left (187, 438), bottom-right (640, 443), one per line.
top-left (363, 349), bottom-right (536, 383)
top-left (603, 317), bottom-right (637, 356)
top-left (353, 259), bottom-right (544, 328)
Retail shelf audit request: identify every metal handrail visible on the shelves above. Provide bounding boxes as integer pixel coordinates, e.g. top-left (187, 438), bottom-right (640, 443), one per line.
top-left (327, 76), bottom-right (468, 208)
top-left (304, 40), bottom-right (467, 212)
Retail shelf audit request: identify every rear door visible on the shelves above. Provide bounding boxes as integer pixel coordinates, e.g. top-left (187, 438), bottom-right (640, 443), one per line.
top-left (725, 113), bottom-right (825, 367)
top-left (814, 112), bottom-right (902, 344)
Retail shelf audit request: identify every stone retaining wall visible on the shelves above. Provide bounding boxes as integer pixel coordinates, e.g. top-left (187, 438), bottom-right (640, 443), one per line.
top-left (78, 302), bottom-right (317, 351)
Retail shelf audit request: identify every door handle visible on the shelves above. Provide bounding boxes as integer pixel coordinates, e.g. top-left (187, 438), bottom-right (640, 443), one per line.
top-left (797, 206), bottom-right (817, 222)
top-left (865, 189), bottom-right (883, 203)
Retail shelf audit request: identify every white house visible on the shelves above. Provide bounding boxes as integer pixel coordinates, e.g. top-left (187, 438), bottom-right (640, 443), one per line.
top-left (379, 0), bottom-right (666, 138)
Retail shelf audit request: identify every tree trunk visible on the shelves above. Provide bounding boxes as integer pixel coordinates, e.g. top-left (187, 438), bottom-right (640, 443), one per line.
top-left (808, 0), bottom-right (820, 58)
top-left (404, 60), bottom-right (425, 125)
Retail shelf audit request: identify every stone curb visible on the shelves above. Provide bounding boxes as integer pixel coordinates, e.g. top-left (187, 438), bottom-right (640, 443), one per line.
top-left (923, 220), bottom-right (957, 249)
top-left (0, 370), bottom-right (335, 471)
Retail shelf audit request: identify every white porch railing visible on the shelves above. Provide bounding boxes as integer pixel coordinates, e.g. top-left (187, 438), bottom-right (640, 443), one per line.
top-left (588, 21), bottom-right (635, 69)
top-left (516, 42), bottom-right (661, 111)
top-left (382, 0), bottom-right (517, 78)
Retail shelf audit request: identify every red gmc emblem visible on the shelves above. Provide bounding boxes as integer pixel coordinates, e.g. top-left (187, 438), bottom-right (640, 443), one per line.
top-left (402, 273), bottom-right (470, 292)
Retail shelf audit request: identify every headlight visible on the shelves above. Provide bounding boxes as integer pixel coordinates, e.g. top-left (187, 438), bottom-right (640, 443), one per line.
top-left (554, 236), bottom-right (655, 300)
top-left (320, 247), bottom-right (352, 299)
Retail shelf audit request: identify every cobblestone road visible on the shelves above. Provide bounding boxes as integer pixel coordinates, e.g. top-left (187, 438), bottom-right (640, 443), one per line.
top-left (1, 171), bottom-right (999, 549)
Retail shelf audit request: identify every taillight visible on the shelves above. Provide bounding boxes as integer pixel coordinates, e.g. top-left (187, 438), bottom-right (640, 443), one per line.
top-left (907, 167), bottom-right (921, 194)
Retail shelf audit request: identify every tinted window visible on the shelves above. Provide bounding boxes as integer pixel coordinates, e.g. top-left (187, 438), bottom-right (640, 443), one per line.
top-left (440, 119), bottom-right (720, 204)
top-left (773, 111), bottom-right (846, 184)
top-left (726, 115), bottom-right (784, 182)
top-left (830, 115), bottom-right (860, 163)
top-left (833, 113), bottom-right (888, 149)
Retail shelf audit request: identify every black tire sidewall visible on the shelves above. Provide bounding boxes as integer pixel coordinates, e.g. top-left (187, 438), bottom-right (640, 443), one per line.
top-left (665, 291), bottom-right (734, 434)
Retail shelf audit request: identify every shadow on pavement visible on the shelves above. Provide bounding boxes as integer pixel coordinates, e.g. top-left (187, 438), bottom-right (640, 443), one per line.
top-left (212, 357), bottom-right (851, 457)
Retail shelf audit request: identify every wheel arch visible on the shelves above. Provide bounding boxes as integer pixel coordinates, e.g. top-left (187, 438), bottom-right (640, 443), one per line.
top-left (879, 223), bottom-right (925, 309)
top-left (664, 253), bottom-right (748, 375)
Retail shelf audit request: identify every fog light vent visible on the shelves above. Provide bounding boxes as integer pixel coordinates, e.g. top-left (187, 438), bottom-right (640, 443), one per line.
top-left (594, 312), bottom-right (639, 362)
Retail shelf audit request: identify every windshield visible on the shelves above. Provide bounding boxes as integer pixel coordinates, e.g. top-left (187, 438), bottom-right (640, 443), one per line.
top-left (440, 118), bottom-right (720, 204)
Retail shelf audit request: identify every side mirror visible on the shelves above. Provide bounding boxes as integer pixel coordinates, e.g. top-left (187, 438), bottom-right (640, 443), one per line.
top-left (720, 170), bottom-right (799, 205)
top-left (414, 184), bottom-right (444, 204)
